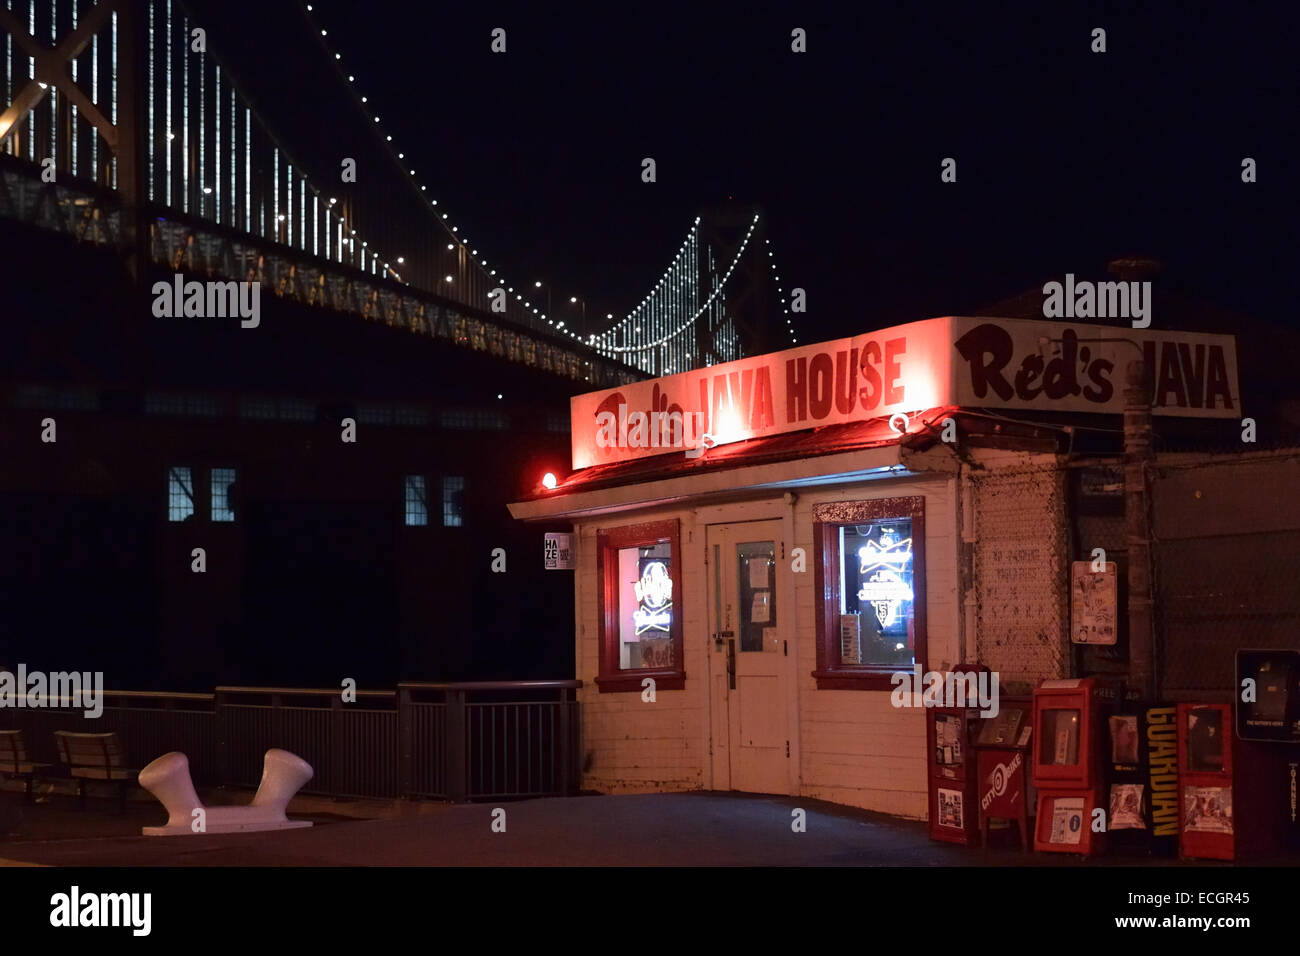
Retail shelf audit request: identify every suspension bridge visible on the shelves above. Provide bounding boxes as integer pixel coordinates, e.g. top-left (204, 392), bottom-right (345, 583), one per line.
top-left (0, 0), bottom-right (793, 386)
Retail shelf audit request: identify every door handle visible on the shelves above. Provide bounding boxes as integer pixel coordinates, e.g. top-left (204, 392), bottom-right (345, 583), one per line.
top-left (727, 638), bottom-right (736, 690)
top-left (713, 629), bottom-right (734, 647)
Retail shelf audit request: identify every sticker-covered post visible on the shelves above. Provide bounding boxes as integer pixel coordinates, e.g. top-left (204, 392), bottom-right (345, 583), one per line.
top-left (1123, 359), bottom-right (1155, 700)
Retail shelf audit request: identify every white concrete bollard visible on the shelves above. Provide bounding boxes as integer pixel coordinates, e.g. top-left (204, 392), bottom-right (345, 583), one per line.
top-left (138, 752), bottom-right (203, 831)
top-left (250, 749), bottom-right (314, 819)
top-left (139, 748), bottom-right (314, 836)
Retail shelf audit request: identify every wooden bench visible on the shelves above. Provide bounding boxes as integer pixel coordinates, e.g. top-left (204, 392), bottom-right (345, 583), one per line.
top-left (0, 730), bottom-right (51, 804)
top-left (54, 731), bottom-right (136, 812)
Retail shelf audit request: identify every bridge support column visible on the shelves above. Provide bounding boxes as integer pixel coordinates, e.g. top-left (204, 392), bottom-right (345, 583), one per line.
top-left (113, 0), bottom-right (147, 287)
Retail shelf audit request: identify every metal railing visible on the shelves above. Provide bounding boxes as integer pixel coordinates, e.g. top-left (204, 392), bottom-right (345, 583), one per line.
top-left (1, 681), bottom-right (581, 802)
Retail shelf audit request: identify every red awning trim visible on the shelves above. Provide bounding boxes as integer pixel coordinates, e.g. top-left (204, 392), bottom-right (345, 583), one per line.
top-left (527, 406), bottom-right (962, 501)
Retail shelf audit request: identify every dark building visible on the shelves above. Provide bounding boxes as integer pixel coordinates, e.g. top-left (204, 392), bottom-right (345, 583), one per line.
top-left (0, 0), bottom-right (780, 694)
top-left (0, 216), bottom-right (585, 691)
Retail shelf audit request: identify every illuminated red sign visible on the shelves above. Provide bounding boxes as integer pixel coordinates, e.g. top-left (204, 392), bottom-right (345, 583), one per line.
top-left (570, 316), bottom-right (1239, 469)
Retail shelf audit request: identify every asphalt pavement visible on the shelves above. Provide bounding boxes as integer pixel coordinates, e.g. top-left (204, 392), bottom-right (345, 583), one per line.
top-left (0, 789), bottom-right (1238, 866)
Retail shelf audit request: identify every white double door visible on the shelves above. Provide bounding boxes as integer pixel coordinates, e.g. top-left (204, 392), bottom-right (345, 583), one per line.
top-left (706, 519), bottom-right (793, 795)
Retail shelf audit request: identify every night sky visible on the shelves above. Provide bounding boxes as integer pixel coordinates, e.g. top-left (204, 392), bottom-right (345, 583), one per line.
top-left (217, 1), bottom-right (1296, 345)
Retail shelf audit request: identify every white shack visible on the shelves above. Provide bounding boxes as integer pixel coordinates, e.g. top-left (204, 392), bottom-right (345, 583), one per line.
top-left (508, 315), bottom-right (1239, 819)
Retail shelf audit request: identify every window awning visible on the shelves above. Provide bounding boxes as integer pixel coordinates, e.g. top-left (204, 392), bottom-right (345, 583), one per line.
top-left (508, 410), bottom-right (958, 522)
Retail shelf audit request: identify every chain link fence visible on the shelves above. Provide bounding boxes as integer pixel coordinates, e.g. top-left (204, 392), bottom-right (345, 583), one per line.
top-left (970, 463), bottom-right (1071, 688)
top-left (1151, 452), bottom-right (1300, 699)
top-left (967, 450), bottom-right (1300, 699)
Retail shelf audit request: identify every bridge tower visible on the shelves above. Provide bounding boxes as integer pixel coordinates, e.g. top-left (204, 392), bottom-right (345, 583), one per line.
top-left (696, 201), bottom-right (781, 363)
top-left (0, 0), bottom-right (147, 279)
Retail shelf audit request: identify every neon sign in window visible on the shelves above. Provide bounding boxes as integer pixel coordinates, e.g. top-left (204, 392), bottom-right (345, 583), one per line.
top-left (857, 530), bottom-right (914, 628)
top-left (839, 520), bottom-right (915, 666)
top-left (618, 541), bottom-right (674, 669)
top-left (633, 560), bottom-right (673, 635)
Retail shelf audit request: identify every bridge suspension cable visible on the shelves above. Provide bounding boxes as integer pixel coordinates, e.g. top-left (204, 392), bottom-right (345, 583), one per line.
top-left (599, 211), bottom-right (758, 355)
top-left (300, 1), bottom-right (592, 350)
top-left (1, 0), bottom-right (800, 384)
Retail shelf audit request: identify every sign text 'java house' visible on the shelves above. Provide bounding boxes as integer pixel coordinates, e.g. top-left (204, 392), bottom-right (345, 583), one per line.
top-left (570, 316), bottom-right (1239, 469)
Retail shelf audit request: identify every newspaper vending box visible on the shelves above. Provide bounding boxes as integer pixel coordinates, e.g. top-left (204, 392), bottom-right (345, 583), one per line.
top-left (1032, 677), bottom-right (1112, 855)
top-left (973, 697), bottom-right (1033, 849)
top-left (1177, 702), bottom-right (1235, 860)
top-left (926, 665), bottom-right (990, 846)
top-left (1102, 690), bottom-right (1166, 855)
top-left (1177, 649), bottom-right (1300, 861)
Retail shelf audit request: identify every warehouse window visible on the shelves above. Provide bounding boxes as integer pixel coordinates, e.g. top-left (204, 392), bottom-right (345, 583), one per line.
top-left (404, 476), bottom-right (429, 526)
top-left (146, 392), bottom-right (222, 417)
top-left (12, 385), bottom-right (99, 411)
top-left (595, 519), bottom-right (685, 692)
top-left (357, 403), bottom-right (394, 425)
top-left (277, 398), bottom-right (316, 422)
top-left (239, 397), bottom-right (278, 420)
top-left (239, 396), bottom-right (316, 421)
top-left (442, 476), bottom-right (465, 526)
top-left (475, 410), bottom-right (509, 430)
top-left (393, 404), bottom-right (430, 426)
top-left (439, 409), bottom-right (509, 430)
top-left (812, 496), bottom-right (927, 690)
top-left (439, 409), bottom-right (474, 429)
top-left (168, 467), bottom-right (195, 522)
top-left (211, 468), bottom-right (237, 522)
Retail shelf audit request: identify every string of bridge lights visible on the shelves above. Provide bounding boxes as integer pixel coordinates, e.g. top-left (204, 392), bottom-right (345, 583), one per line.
top-left (765, 236), bottom-right (798, 346)
top-left (302, 3), bottom-right (589, 345)
top-left (596, 219), bottom-right (700, 349)
top-left (596, 219), bottom-right (799, 358)
top-left (303, 3), bottom-right (797, 356)
top-left (219, 60), bottom-right (398, 280)
top-left (240, 10), bottom-right (397, 287)
top-left (601, 213), bottom-right (763, 354)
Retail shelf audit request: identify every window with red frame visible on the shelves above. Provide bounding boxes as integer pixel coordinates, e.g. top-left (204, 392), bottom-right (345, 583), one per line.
top-left (812, 496), bottom-right (927, 690)
top-left (596, 519), bottom-right (685, 693)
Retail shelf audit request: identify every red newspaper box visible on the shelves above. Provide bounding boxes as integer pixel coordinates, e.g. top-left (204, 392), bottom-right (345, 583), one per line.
top-left (1176, 696), bottom-right (1294, 861)
top-left (927, 705), bottom-right (981, 846)
top-left (925, 664), bottom-right (991, 846)
top-left (974, 699), bottom-right (1033, 850)
top-left (1031, 678), bottom-right (1112, 855)
top-left (1177, 702), bottom-right (1233, 860)
top-left (1032, 678), bottom-right (1104, 789)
